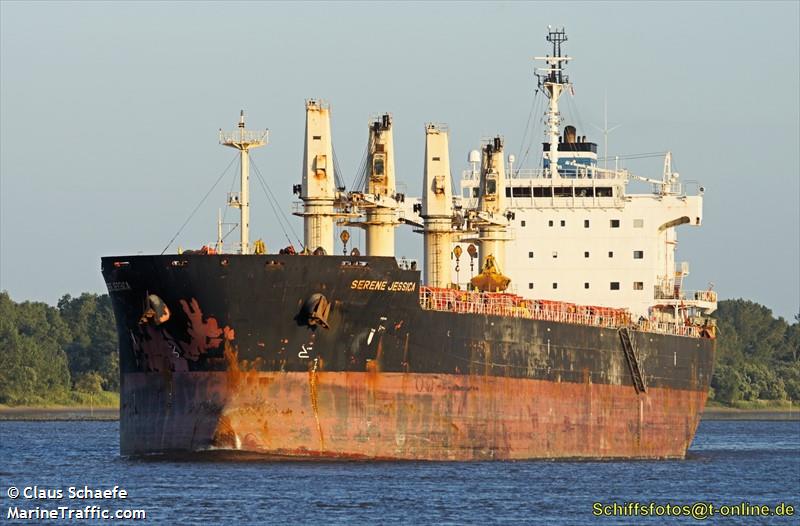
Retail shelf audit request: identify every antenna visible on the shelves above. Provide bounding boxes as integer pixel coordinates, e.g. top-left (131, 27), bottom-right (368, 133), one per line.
top-left (219, 110), bottom-right (269, 254)
top-left (591, 91), bottom-right (622, 170)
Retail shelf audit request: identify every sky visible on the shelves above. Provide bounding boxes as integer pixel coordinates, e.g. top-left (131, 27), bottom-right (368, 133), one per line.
top-left (1, 1), bottom-right (798, 320)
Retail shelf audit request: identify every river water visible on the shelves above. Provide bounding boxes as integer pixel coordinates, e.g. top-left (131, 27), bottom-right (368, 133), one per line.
top-left (1, 420), bottom-right (798, 525)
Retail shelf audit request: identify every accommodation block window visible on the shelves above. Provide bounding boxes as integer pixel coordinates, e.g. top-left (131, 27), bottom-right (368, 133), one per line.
top-left (610, 282), bottom-right (620, 290)
top-left (528, 251), bottom-right (534, 258)
top-left (548, 220), bottom-right (554, 227)
top-left (633, 282), bottom-right (644, 290)
top-left (584, 220), bottom-right (590, 228)
top-left (584, 251), bottom-right (590, 258)
top-left (608, 251), bottom-right (614, 258)
top-left (528, 283), bottom-right (534, 289)
top-left (633, 250), bottom-right (644, 259)
top-left (584, 282), bottom-right (590, 289)
top-left (560, 220), bottom-right (566, 227)
top-left (610, 219), bottom-right (620, 228)
top-left (634, 219), bottom-right (644, 228)
top-left (521, 220), bottom-right (526, 227)
top-left (552, 283), bottom-right (558, 289)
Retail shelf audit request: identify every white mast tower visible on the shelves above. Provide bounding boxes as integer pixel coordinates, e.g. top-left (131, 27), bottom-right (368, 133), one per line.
top-left (297, 99), bottom-right (337, 254)
top-left (473, 136), bottom-right (510, 274)
top-left (535, 27), bottom-right (571, 179)
top-left (355, 114), bottom-right (400, 257)
top-left (219, 111), bottom-right (269, 255)
top-left (421, 123), bottom-right (453, 288)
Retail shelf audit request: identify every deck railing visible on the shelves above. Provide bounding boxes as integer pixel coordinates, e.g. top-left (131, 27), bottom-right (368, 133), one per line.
top-left (654, 288), bottom-right (718, 303)
top-left (419, 287), bottom-right (705, 339)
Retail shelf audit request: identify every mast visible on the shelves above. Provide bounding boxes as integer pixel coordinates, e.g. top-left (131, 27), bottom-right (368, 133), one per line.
top-left (298, 99), bottom-right (336, 254)
top-left (421, 123), bottom-right (453, 288)
top-left (216, 208), bottom-right (223, 253)
top-left (363, 114), bottom-right (400, 257)
top-left (475, 136), bottom-right (510, 274)
top-left (534, 27), bottom-right (572, 179)
top-left (219, 111), bottom-right (268, 254)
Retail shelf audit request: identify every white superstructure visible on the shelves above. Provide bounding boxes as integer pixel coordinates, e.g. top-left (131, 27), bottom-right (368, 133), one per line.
top-left (289, 27), bottom-right (715, 324)
top-left (451, 28), bottom-right (716, 319)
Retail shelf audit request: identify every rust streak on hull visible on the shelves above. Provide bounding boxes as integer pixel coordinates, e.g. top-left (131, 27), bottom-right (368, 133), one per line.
top-left (121, 371), bottom-right (707, 460)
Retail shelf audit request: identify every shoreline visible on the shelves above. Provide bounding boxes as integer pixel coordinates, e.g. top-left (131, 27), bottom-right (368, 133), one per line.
top-left (1, 405), bottom-right (797, 422)
top-left (0, 406), bottom-right (119, 421)
top-left (701, 406), bottom-right (798, 421)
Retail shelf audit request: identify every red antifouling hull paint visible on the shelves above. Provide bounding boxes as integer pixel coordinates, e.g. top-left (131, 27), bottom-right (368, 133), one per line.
top-left (121, 370), bottom-right (707, 460)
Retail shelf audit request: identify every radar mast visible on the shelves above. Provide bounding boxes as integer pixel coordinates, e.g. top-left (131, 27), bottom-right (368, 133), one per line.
top-left (534, 27), bottom-right (572, 179)
top-left (219, 111), bottom-right (268, 254)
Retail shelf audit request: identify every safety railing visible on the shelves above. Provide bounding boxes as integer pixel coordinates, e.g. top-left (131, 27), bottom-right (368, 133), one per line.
top-left (419, 287), bottom-right (708, 339)
top-left (507, 168), bottom-right (628, 180)
top-left (654, 288), bottom-right (718, 303)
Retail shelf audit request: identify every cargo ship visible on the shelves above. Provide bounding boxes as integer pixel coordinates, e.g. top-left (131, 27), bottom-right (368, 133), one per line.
top-left (102, 28), bottom-right (717, 460)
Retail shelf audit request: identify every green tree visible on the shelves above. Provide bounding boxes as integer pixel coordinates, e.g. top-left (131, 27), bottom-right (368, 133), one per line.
top-left (75, 371), bottom-right (104, 394)
top-left (716, 300), bottom-right (788, 362)
top-left (713, 299), bottom-right (799, 404)
top-left (0, 292), bottom-right (71, 404)
top-left (710, 364), bottom-right (743, 404)
top-left (58, 293), bottom-right (118, 391)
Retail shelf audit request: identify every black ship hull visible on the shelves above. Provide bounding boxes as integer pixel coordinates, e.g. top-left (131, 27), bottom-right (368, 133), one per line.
top-left (102, 254), bottom-right (714, 460)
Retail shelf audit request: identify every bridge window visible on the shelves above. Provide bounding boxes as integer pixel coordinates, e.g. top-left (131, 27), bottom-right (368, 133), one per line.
top-left (610, 282), bottom-right (620, 290)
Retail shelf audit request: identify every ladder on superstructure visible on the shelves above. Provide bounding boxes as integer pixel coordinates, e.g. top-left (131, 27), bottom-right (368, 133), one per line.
top-left (618, 327), bottom-right (647, 393)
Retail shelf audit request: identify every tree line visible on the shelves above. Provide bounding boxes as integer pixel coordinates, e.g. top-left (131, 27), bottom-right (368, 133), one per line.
top-left (710, 299), bottom-right (799, 405)
top-left (0, 291), bottom-right (117, 405)
top-left (0, 291), bottom-right (797, 406)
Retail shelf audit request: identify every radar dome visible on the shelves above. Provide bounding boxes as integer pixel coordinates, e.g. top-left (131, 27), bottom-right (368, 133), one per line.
top-left (468, 150), bottom-right (481, 163)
